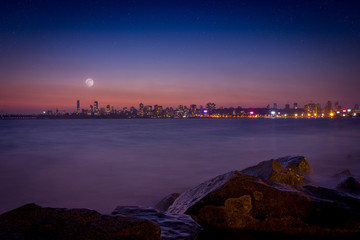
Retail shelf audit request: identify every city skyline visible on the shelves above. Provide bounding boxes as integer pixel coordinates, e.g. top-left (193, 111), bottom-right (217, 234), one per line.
top-left (9, 99), bottom-right (356, 119)
top-left (2, 97), bottom-right (359, 116)
top-left (1, 1), bottom-right (360, 114)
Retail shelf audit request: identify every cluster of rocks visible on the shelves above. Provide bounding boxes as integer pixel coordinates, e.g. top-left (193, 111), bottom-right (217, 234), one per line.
top-left (1, 156), bottom-right (359, 240)
top-left (0, 203), bottom-right (161, 240)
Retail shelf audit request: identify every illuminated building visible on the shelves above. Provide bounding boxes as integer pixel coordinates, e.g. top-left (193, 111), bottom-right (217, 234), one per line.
top-left (293, 103), bottom-right (298, 109)
top-left (190, 104), bottom-right (197, 117)
top-left (88, 105), bottom-right (93, 115)
top-left (153, 105), bottom-right (163, 118)
top-left (206, 102), bottom-right (216, 115)
top-left (130, 106), bottom-right (137, 117)
top-left (304, 103), bottom-right (321, 117)
top-left (206, 102), bottom-right (216, 110)
top-left (138, 103), bottom-right (144, 117)
top-left (144, 105), bottom-right (152, 117)
top-left (106, 105), bottom-right (111, 115)
top-left (175, 105), bottom-right (184, 118)
top-left (94, 101), bottom-right (99, 115)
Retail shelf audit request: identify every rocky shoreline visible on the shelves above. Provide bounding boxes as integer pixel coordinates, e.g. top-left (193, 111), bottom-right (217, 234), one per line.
top-left (1, 156), bottom-right (360, 240)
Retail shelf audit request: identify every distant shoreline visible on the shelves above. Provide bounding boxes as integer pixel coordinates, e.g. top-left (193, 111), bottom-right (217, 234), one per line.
top-left (1, 114), bottom-right (359, 120)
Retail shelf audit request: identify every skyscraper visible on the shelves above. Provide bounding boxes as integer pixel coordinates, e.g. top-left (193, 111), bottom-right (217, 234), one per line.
top-left (106, 105), bottom-right (110, 115)
top-left (76, 100), bottom-right (80, 114)
top-left (94, 101), bottom-right (99, 115)
top-left (138, 103), bottom-right (144, 117)
top-left (89, 105), bottom-right (93, 115)
top-left (324, 101), bottom-right (332, 116)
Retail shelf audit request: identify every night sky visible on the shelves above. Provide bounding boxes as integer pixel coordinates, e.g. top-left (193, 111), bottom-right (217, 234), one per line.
top-left (1, 0), bottom-right (360, 114)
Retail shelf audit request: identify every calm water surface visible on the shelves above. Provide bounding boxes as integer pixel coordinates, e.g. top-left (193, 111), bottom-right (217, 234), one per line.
top-left (1, 118), bottom-right (359, 214)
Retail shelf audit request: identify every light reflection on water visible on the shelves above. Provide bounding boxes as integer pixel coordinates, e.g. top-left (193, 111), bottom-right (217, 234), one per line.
top-left (0, 118), bottom-right (359, 214)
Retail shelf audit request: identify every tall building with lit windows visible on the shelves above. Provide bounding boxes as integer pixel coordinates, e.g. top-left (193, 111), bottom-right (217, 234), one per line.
top-left (138, 102), bottom-right (144, 117)
top-left (88, 105), bottom-right (93, 115)
top-left (94, 101), bottom-right (99, 115)
top-left (304, 103), bottom-right (321, 117)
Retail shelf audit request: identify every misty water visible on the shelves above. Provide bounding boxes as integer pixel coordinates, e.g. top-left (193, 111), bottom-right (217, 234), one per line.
top-left (1, 118), bottom-right (359, 214)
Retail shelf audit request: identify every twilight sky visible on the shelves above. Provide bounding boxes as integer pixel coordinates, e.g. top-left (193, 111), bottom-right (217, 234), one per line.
top-left (1, 0), bottom-right (360, 114)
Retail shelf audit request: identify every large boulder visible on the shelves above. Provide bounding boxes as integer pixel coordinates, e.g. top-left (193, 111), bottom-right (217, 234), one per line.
top-left (0, 203), bottom-right (161, 240)
top-left (112, 206), bottom-right (203, 240)
top-left (336, 177), bottom-right (360, 195)
top-left (241, 156), bottom-right (311, 185)
top-left (167, 157), bottom-right (360, 239)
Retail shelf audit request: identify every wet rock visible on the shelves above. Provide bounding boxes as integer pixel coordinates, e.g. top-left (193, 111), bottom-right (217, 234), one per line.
top-left (0, 203), bottom-right (161, 240)
top-left (336, 177), bottom-right (360, 195)
top-left (155, 193), bottom-right (180, 211)
top-left (112, 206), bottom-right (202, 240)
top-left (241, 156), bottom-right (311, 185)
top-left (167, 168), bottom-right (360, 239)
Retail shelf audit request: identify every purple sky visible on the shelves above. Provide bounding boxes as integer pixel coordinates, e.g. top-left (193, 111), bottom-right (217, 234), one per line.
top-left (1, 0), bottom-right (359, 113)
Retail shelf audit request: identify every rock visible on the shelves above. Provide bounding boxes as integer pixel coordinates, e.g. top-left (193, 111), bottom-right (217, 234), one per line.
top-left (155, 193), bottom-right (180, 211)
top-left (167, 171), bottom-right (238, 214)
top-left (112, 206), bottom-right (203, 240)
top-left (0, 203), bottom-right (161, 240)
top-left (336, 177), bottom-right (360, 195)
top-left (241, 156), bottom-right (311, 185)
top-left (333, 169), bottom-right (353, 180)
top-left (167, 168), bottom-right (360, 239)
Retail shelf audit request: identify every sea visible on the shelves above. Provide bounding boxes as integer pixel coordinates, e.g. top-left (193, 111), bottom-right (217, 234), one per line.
top-left (0, 118), bottom-right (359, 214)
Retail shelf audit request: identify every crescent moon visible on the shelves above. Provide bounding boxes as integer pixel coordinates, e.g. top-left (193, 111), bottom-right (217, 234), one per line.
top-left (85, 78), bottom-right (94, 87)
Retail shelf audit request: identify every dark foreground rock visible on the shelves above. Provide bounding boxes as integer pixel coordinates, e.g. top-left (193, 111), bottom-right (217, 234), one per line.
top-left (0, 203), bottom-right (161, 240)
top-left (167, 156), bottom-right (360, 239)
top-left (112, 206), bottom-right (203, 240)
